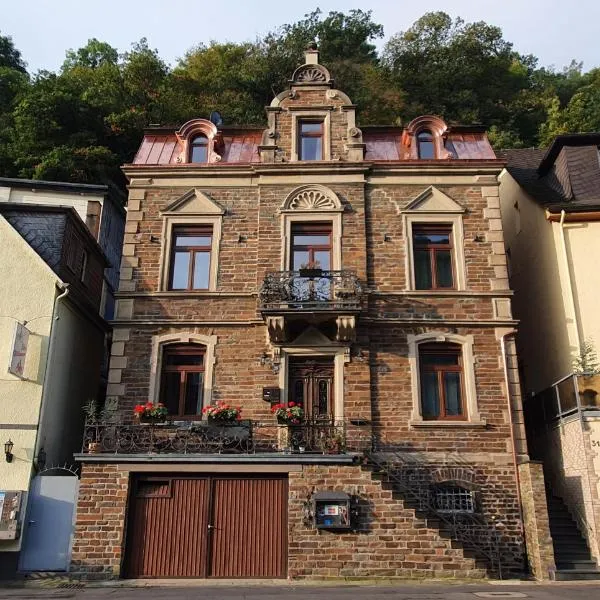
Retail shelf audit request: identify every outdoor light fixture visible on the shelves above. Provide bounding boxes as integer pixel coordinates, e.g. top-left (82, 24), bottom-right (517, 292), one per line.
top-left (4, 439), bottom-right (14, 463)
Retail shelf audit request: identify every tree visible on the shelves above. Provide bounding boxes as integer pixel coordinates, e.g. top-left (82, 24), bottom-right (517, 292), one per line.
top-left (0, 32), bottom-right (27, 73)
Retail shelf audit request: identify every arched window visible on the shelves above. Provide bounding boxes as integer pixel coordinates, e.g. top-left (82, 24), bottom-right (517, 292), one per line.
top-left (417, 130), bottom-right (435, 159)
top-left (189, 135), bottom-right (209, 163)
top-left (160, 344), bottom-right (205, 418)
top-left (419, 342), bottom-right (464, 420)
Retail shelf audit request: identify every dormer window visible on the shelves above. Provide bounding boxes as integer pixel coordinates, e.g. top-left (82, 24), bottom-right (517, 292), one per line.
top-left (417, 130), bottom-right (435, 159)
top-left (298, 120), bottom-right (323, 161)
top-left (190, 135), bottom-right (209, 163)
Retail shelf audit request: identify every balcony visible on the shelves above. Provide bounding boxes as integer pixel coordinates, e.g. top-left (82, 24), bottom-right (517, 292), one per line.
top-left (259, 270), bottom-right (362, 313)
top-left (526, 373), bottom-right (600, 435)
top-left (81, 419), bottom-right (371, 457)
top-left (259, 270), bottom-right (362, 343)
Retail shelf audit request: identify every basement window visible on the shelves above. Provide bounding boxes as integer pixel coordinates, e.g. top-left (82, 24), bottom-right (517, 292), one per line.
top-left (433, 485), bottom-right (475, 513)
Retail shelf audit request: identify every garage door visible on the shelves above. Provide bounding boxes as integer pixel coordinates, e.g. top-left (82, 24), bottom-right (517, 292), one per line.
top-left (124, 476), bottom-right (287, 578)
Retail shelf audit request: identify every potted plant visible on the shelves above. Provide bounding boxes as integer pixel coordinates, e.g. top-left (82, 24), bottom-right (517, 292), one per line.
top-left (83, 398), bottom-right (101, 452)
top-left (202, 401), bottom-right (242, 423)
top-left (298, 261), bottom-right (323, 279)
top-left (271, 401), bottom-right (305, 425)
top-left (134, 401), bottom-right (168, 424)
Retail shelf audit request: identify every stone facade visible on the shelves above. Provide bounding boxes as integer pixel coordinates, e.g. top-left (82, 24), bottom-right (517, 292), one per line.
top-left (71, 47), bottom-right (538, 580)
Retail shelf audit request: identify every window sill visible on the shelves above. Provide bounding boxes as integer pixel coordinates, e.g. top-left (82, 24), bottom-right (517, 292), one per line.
top-left (409, 420), bottom-right (487, 429)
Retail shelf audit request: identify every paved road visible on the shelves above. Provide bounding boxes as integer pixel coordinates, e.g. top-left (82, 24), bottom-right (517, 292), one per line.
top-left (1, 583), bottom-right (600, 600)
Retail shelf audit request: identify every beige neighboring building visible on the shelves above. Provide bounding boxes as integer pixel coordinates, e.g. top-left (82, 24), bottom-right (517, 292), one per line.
top-left (0, 201), bottom-right (109, 578)
top-left (500, 134), bottom-right (600, 577)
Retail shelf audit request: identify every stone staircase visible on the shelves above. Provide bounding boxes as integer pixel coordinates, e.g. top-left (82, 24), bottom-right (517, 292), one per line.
top-left (546, 494), bottom-right (600, 580)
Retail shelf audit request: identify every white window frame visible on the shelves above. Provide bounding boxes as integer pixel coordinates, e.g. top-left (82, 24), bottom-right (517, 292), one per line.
top-left (291, 111), bottom-right (331, 162)
top-left (148, 332), bottom-right (217, 415)
top-left (158, 214), bottom-right (222, 292)
top-left (403, 213), bottom-right (466, 291)
top-left (407, 332), bottom-right (484, 427)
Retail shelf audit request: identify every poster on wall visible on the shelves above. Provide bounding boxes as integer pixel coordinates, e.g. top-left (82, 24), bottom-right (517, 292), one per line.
top-left (8, 322), bottom-right (29, 378)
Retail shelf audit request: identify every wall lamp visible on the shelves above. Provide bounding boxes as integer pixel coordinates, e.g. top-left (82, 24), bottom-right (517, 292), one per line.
top-left (4, 439), bottom-right (14, 463)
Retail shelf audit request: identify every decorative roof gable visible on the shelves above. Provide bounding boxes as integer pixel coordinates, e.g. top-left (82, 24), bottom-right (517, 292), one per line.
top-left (402, 186), bottom-right (465, 213)
top-left (161, 189), bottom-right (225, 215)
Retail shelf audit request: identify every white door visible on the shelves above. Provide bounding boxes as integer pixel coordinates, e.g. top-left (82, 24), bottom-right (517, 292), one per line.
top-left (19, 475), bottom-right (79, 571)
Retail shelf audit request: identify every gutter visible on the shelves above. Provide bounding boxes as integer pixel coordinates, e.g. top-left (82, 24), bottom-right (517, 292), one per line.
top-left (32, 283), bottom-right (70, 470)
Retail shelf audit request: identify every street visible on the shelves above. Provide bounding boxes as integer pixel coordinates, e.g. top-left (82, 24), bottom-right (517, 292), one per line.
top-left (1, 582), bottom-right (600, 600)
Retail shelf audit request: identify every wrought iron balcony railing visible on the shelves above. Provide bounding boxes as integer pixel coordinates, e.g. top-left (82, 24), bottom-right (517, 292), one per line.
top-left (81, 419), bottom-right (371, 456)
top-left (259, 270), bottom-right (362, 312)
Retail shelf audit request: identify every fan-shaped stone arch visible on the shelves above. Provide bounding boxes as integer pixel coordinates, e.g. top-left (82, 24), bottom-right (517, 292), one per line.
top-left (281, 185), bottom-right (342, 212)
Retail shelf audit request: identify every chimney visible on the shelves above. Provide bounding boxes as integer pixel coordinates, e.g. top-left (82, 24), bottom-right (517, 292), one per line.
top-left (304, 42), bottom-right (319, 65)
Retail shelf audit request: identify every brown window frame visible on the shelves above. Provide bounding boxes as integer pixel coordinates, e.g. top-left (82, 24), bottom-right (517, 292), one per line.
top-left (160, 345), bottom-right (205, 420)
top-left (412, 224), bottom-right (455, 290)
top-left (168, 225), bottom-right (213, 291)
top-left (419, 342), bottom-right (465, 421)
top-left (298, 120), bottom-right (324, 161)
top-left (290, 222), bottom-right (332, 270)
top-left (189, 135), bottom-right (209, 163)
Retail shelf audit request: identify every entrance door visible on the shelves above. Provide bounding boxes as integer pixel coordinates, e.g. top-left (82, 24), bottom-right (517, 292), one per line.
top-left (289, 358), bottom-right (334, 420)
top-left (125, 476), bottom-right (287, 578)
top-left (19, 475), bottom-right (79, 572)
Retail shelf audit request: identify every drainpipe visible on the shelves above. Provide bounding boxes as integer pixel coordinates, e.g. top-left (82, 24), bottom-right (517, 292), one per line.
top-left (558, 209), bottom-right (582, 354)
top-left (499, 331), bottom-right (525, 541)
top-left (32, 283), bottom-right (70, 470)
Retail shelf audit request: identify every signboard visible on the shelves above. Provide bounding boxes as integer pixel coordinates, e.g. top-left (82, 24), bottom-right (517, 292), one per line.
top-left (0, 491), bottom-right (23, 540)
top-left (8, 322), bottom-right (29, 378)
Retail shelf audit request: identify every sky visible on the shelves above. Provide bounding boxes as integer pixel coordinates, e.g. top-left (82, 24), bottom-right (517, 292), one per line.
top-left (2, 0), bottom-right (599, 73)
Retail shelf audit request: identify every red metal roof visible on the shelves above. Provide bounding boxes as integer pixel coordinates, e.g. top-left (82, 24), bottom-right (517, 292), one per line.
top-left (132, 127), bottom-right (495, 165)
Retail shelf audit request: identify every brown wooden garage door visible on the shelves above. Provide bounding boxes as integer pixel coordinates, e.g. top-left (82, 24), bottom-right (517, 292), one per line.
top-left (124, 476), bottom-right (287, 578)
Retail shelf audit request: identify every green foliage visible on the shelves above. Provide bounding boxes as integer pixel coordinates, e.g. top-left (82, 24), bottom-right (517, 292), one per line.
top-left (0, 11), bottom-right (598, 189)
top-left (573, 339), bottom-right (600, 376)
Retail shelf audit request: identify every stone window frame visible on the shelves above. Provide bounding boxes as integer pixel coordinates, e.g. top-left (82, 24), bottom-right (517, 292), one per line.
top-left (158, 214), bottom-right (222, 292)
top-left (290, 110), bottom-right (331, 162)
top-left (407, 332), bottom-right (484, 427)
top-left (175, 119), bottom-right (222, 164)
top-left (279, 185), bottom-right (343, 271)
top-left (148, 332), bottom-right (217, 416)
top-left (403, 213), bottom-right (466, 292)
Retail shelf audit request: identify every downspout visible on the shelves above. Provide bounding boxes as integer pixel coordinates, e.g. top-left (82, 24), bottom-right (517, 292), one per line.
top-left (32, 283), bottom-right (70, 469)
top-left (558, 209), bottom-right (582, 353)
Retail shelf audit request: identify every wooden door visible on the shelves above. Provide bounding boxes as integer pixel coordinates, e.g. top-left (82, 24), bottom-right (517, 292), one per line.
top-left (210, 478), bottom-right (287, 578)
top-left (289, 358), bottom-right (334, 420)
top-left (125, 476), bottom-right (287, 579)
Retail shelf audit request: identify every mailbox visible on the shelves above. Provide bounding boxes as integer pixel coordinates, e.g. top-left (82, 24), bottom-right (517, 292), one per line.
top-left (313, 491), bottom-right (357, 531)
top-left (0, 490), bottom-right (23, 540)
top-left (262, 387), bottom-right (281, 403)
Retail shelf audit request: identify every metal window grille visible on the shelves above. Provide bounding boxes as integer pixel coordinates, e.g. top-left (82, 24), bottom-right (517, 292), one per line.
top-left (434, 486), bottom-right (475, 513)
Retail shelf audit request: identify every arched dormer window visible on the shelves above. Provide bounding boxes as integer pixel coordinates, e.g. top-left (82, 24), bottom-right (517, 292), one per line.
top-left (417, 130), bottom-right (435, 159)
top-left (190, 135), bottom-right (209, 163)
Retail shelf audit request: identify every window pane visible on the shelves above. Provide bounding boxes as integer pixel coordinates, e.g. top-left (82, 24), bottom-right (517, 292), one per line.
top-left (184, 372), bottom-right (203, 415)
top-left (414, 230), bottom-right (450, 245)
top-left (193, 252), bottom-right (210, 289)
top-left (171, 252), bottom-right (190, 289)
top-left (414, 249), bottom-right (432, 289)
top-left (317, 379), bottom-right (329, 415)
top-left (300, 137), bottom-right (322, 160)
top-left (420, 353), bottom-right (459, 366)
top-left (435, 250), bottom-right (454, 288)
top-left (444, 372), bottom-right (462, 416)
top-left (417, 132), bottom-right (435, 159)
top-left (191, 145), bottom-right (208, 163)
top-left (292, 235), bottom-right (331, 246)
top-left (301, 122), bottom-right (322, 133)
top-left (292, 250), bottom-right (310, 270)
top-left (175, 236), bottom-right (212, 247)
top-left (162, 372), bottom-right (181, 415)
top-left (165, 353), bottom-right (204, 367)
top-left (421, 372), bottom-right (440, 418)
top-left (314, 250), bottom-right (331, 270)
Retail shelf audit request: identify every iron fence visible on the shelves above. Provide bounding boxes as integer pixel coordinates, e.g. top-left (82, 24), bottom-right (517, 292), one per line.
top-left (259, 270), bottom-right (362, 311)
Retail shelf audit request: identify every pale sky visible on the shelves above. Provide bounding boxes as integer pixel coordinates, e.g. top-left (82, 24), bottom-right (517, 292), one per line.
top-left (2, 0), bottom-right (599, 73)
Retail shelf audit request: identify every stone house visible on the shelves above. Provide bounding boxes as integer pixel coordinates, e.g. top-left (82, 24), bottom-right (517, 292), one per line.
top-left (71, 47), bottom-right (548, 581)
top-left (500, 134), bottom-right (600, 579)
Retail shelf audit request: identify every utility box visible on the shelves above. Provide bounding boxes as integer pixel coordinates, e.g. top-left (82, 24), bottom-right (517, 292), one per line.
top-left (313, 491), bottom-right (356, 531)
top-left (0, 490), bottom-right (23, 540)
top-left (262, 387), bottom-right (281, 403)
